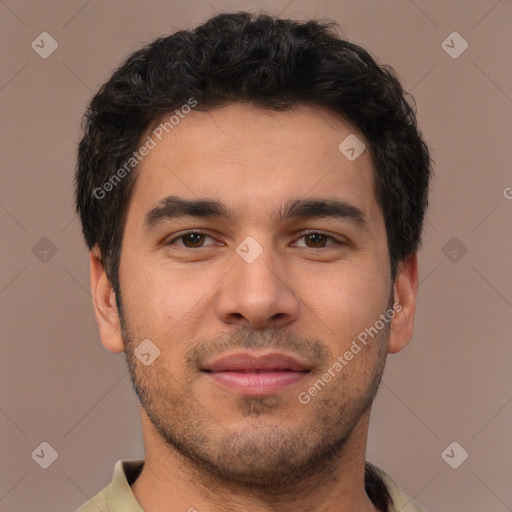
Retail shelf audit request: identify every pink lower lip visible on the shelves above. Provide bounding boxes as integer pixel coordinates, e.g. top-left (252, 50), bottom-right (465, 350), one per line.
top-left (204, 370), bottom-right (309, 395)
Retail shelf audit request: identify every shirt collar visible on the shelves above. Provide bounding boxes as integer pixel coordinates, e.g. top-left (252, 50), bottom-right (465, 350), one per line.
top-left (103, 459), bottom-right (424, 512)
top-left (107, 459), bottom-right (145, 511)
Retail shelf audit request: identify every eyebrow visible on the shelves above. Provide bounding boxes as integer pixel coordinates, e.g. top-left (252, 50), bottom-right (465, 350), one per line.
top-left (274, 197), bottom-right (370, 232)
top-left (143, 195), bottom-right (371, 233)
top-left (143, 196), bottom-right (229, 230)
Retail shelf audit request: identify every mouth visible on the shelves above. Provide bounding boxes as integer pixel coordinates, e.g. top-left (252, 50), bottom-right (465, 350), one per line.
top-left (200, 350), bottom-right (312, 396)
top-left (202, 370), bottom-right (310, 396)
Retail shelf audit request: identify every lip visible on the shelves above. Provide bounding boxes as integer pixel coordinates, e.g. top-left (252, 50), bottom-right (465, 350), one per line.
top-left (201, 350), bottom-right (313, 372)
top-left (201, 350), bottom-right (312, 396)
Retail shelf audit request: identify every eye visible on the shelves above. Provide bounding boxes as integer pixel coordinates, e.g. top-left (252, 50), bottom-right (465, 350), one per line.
top-left (293, 232), bottom-right (341, 248)
top-left (168, 231), bottom-right (217, 248)
top-left (166, 231), bottom-right (343, 250)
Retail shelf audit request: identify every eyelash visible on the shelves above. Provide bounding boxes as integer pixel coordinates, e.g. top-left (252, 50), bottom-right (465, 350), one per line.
top-left (166, 231), bottom-right (344, 249)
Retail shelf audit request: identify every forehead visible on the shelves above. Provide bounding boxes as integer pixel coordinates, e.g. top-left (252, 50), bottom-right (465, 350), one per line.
top-left (128, 103), bottom-right (381, 226)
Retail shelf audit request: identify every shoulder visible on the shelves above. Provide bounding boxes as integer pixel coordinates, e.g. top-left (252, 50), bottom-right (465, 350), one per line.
top-left (74, 487), bottom-right (109, 512)
top-left (74, 459), bottom-right (144, 512)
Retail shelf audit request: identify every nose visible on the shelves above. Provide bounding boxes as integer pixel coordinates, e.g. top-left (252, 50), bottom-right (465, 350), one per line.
top-left (215, 247), bottom-right (300, 330)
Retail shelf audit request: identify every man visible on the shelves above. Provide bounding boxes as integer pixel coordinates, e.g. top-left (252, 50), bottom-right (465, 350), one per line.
top-left (75, 11), bottom-right (431, 512)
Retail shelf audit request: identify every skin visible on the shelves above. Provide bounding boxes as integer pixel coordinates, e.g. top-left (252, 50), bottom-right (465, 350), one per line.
top-left (89, 103), bottom-right (418, 512)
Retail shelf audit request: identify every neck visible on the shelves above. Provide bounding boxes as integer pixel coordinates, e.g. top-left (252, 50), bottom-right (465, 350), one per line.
top-left (131, 408), bottom-right (382, 512)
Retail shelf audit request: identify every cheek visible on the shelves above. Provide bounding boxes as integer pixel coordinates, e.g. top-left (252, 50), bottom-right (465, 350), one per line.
top-left (296, 264), bottom-right (389, 347)
top-left (121, 261), bottom-right (217, 342)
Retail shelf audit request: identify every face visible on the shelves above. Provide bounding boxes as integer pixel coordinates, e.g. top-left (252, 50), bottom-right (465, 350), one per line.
top-left (92, 103), bottom-right (416, 490)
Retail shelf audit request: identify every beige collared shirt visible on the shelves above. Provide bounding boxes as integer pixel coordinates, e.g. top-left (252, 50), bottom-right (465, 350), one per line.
top-left (75, 459), bottom-right (428, 512)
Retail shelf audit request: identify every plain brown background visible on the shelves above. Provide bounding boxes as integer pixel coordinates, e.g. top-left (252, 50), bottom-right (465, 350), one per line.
top-left (1, 1), bottom-right (511, 511)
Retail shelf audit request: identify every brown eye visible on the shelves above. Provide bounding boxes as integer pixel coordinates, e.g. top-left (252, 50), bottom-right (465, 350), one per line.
top-left (169, 232), bottom-right (216, 248)
top-left (181, 232), bottom-right (206, 247)
top-left (292, 232), bottom-right (341, 249)
top-left (305, 233), bottom-right (327, 247)
top-left (304, 233), bottom-right (328, 248)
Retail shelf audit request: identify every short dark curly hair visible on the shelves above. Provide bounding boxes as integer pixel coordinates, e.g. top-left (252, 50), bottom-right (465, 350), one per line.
top-left (75, 11), bottom-right (432, 296)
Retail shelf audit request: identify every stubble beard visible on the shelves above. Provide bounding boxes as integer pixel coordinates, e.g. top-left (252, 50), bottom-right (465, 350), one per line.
top-left (120, 310), bottom-right (390, 495)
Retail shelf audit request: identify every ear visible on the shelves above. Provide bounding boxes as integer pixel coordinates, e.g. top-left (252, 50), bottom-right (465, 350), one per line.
top-left (388, 252), bottom-right (419, 355)
top-left (89, 246), bottom-right (124, 353)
